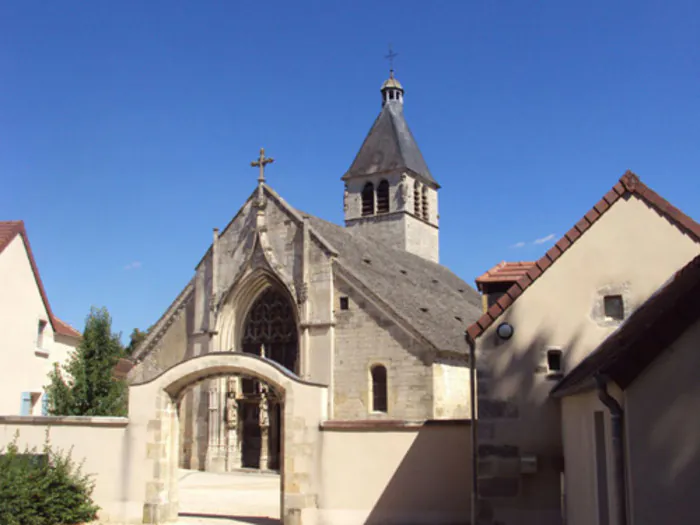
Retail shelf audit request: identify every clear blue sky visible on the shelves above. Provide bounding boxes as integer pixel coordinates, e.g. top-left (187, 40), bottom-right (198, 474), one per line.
top-left (2, 1), bottom-right (699, 342)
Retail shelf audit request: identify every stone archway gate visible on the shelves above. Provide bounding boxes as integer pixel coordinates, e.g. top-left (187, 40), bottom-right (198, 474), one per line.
top-left (122, 353), bottom-right (328, 524)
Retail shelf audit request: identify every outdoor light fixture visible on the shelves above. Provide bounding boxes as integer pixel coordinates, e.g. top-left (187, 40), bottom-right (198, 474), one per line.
top-left (496, 322), bottom-right (514, 340)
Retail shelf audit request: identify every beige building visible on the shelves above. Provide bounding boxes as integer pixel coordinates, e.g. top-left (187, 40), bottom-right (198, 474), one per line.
top-left (552, 254), bottom-right (700, 525)
top-left (467, 172), bottom-right (700, 524)
top-left (128, 71), bottom-right (483, 475)
top-left (0, 221), bottom-right (81, 416)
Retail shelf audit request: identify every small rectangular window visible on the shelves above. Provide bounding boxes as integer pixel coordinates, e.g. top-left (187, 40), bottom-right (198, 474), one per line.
top-left (37, 320), bottom-right (47, 349)
top-left (604, 295), bottom-right (624, 321)
top-left (339, 297), bottom-right (349, 311)
top-left (547, 349), bottom-right (563, 376)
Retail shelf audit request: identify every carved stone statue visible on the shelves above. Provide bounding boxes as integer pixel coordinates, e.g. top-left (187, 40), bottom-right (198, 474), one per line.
top-left (259, 388), bottom-right (270, 427)
top-left (226, 393), bottom-right (238, 429)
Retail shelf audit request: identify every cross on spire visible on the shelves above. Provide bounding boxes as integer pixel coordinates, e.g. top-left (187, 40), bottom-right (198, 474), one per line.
top-left (385, 44), bottom-right (398, 76)
top-left (251, 147), bottom-right (274, 184)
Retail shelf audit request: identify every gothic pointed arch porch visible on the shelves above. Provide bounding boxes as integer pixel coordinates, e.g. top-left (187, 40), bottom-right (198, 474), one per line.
top-left (213, 272), bottom-right (301, 471)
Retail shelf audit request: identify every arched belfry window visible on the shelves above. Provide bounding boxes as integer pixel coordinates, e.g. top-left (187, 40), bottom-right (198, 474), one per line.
top-left (370, 364), bottom-right (388, 413)
top-left (362, 182), bottom-right (375, 216)
top-left (413, 181), bottom-right (421, 216)
top-left (422, 186), bottom-right (429, 220)
top-left (241, 287), bottom-right (298, 374)
top-left (376, 179), bottom-right (390, 214)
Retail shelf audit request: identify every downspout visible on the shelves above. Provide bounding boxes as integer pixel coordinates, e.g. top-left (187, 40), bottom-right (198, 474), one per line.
top-left (467, 335), bottom-right (479, 525)
top-left (594, 374), bottom-right (628, 525)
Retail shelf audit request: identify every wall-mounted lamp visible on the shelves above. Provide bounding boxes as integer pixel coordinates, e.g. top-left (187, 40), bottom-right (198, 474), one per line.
top-left (496, 322), bottom-right (514, 340)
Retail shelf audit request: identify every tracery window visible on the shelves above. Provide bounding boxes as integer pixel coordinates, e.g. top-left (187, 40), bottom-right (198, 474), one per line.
top-left (371, 364), bottom-right (388, 413)
top-left (242, 287), bottom-right (298, 374)
top-left (362, 182), bottom-right (375, 216)
top-left (376, 179), bottom-right (390, 214)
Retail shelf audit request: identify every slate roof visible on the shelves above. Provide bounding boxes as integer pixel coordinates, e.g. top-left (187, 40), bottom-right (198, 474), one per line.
top-left (0, 221), bottom-right (81, 338)
top-left (343, 100), bottom-right (438, 187)
top-left (550, 255), bottom-right (700, 397)
top-left (132, 185), bottom-right (483, 361)
top-left (303, 213), bottom-right (482, 353)
top-left (466, 171), bottom-right (700, 342)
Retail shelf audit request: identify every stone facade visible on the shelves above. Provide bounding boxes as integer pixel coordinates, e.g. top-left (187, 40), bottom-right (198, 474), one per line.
top-left (344, 171), bottom-right (439, 263)
top-left (127, 71), bottom-right (482, 493)
top-left (128, 179), bottom-right (480, 473)
top-left (332, 277), bottom-right (433, 420)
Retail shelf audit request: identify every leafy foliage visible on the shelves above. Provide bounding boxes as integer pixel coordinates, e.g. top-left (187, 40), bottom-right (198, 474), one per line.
top-left (125, 327), bottom-right (150, 356)
top-left (0, 430), bottom-right (100, 525)
top-left (45, 306), bottom-right (128, 416)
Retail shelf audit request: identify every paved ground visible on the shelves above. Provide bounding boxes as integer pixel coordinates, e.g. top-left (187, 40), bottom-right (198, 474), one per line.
top-left (175, 469), bottom-right (281, 525)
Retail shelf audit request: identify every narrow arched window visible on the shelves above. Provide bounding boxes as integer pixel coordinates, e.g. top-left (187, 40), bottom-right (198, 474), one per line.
top-left (371, 365), bottom-right (388, 413)
top-left (422, 186), bottom-right (429, 220)
top-left (361, 182), bottom-right (375, 216)
top-left (376, 179), bottom-right (390, 214)
top-left (413, 181), bottom-right (421, 216)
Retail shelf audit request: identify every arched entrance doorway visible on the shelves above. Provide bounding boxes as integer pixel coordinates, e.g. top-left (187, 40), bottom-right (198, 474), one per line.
top-left (238, 286), bottom-right (298, 471)
top-left (127, 353), bottom-right (327, 524)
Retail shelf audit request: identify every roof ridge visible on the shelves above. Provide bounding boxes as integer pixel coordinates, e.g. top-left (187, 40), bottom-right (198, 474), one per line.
top-left (467, 171), bottom-right (700, 341)
top-left (132, 278), bottom-right (195, 361)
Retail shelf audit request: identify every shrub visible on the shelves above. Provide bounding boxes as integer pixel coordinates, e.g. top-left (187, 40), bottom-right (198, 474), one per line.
top-left (0, 430), bottom-right (100, 525)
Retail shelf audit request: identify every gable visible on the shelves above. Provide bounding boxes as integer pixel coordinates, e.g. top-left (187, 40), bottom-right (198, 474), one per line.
top-left (551, 255), bottom-right (700, 396)
top-left (0, 221), bottom-right (80, 338)
top-left (132, 181), bottom-right (483, 364)
top-left (467, 171), bottom-right (700, 342)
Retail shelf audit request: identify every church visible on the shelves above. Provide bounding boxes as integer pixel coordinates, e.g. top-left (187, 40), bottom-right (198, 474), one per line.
top-left (129, 68), bottom-right (483, 473)
top-left (125, 65), bottom-right (700, 525)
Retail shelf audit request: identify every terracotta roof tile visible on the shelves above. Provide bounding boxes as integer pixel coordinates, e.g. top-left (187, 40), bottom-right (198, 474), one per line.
top-left (474, 261), bottom-right (537, 291)
top-left (0, 221), bottom-right (81, 340)
top-left (466, 171), bottom-right (700, 342)
top-left (53, 317), bottom-right (82, 338)
top-left (113, 358), bottom-right (135, 380)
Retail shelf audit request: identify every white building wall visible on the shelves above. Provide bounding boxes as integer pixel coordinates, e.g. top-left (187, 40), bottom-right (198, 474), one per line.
top-left (0, 235), bottom-right (78, 415)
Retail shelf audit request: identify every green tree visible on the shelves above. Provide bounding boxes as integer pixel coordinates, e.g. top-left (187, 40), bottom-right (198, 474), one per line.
top-left (45, 307), bottom-right (127, 417)
top-left (125, 327), bottom-right (149, 356)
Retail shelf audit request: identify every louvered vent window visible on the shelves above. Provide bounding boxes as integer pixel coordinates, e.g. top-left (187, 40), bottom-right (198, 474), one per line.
top-left (376, 180), bottom-right (390, 213)
top-left (413, 181), bottom-right (421, 216)
top-left (361, 182), bottom-right (375, 216)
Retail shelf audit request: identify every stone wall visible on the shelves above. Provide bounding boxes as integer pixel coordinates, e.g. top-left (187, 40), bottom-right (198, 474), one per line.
top-left (0, 416), bottom-right (131, 523)
top-left (344, 170), bottom-right (439, 263)
top-left (432, 356), bottom-right (470, 419)
top-left (317, 420), bottom-right (472, 524)
top-left (333, 278), bottom-right (433, 420)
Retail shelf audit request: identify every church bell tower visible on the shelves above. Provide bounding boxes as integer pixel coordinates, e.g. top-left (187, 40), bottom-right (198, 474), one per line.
top-left (342, 69), bottom-right (440, 263)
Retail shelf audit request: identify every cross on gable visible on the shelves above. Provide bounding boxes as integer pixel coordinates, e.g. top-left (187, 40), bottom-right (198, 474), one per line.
top-left (251, 147), bottom-right (274, 183)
